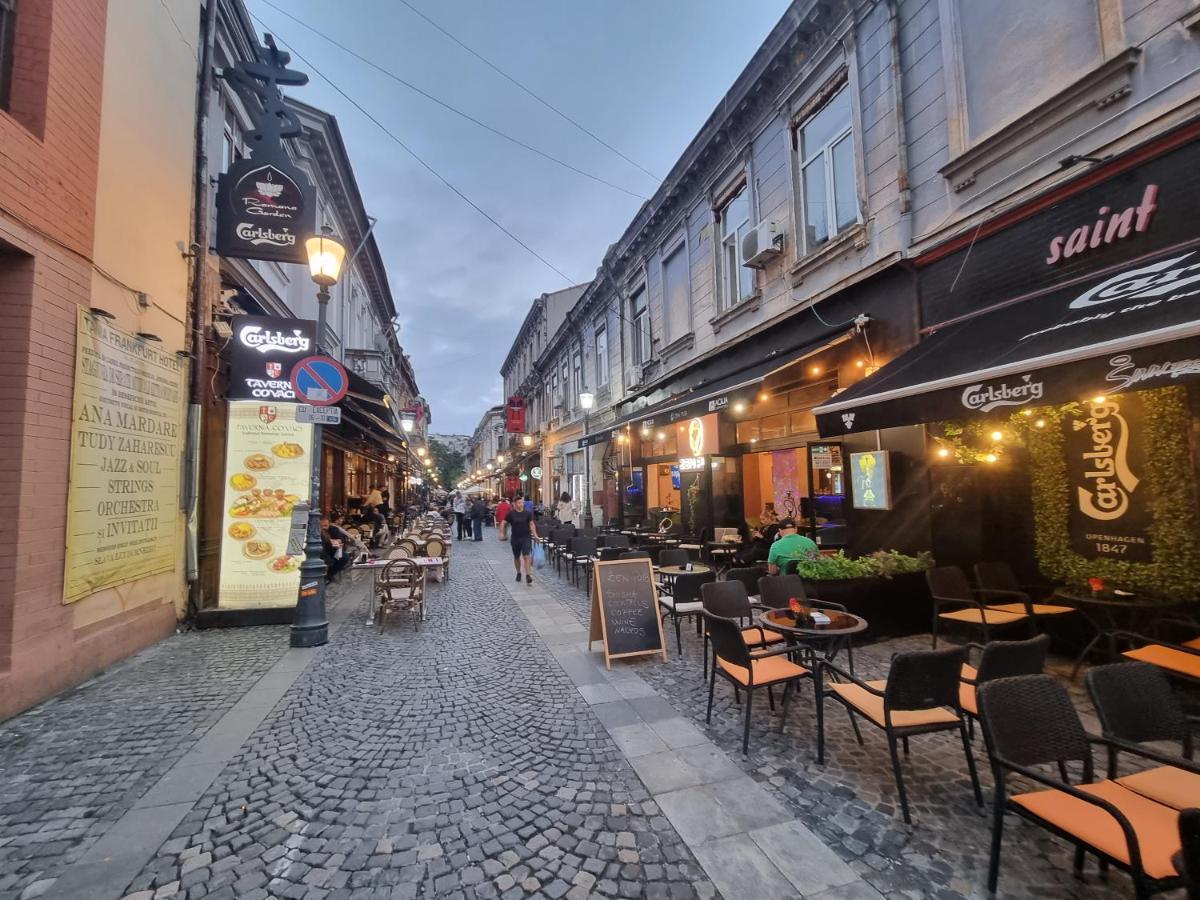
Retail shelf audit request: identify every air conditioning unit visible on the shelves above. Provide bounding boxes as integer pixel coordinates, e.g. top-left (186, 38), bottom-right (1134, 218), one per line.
top-left (741, 220), bottom-right (785, 269)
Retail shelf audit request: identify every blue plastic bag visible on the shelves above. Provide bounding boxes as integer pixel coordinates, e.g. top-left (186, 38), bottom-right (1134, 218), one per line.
top-left (532, 542), bottom-right (546, 570)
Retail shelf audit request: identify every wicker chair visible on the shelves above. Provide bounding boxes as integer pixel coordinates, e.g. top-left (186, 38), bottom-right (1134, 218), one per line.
top-left (725, 566), bottom-right (766, 598)
top-left (619, 550), bottom-right (650, 560)
top-left (819, 647), bottom-right (981, 824)
top-left (700, 580), bottom-right (784, 678)
top-left (974, 561), bottom-right (1076, 619)
top-left (704, 609), bottom-right (815, 754)
top-left (1086, 661), bottom-right (1199, 810)
top-left (658, 571), bottom-right (714, 656)
top-left (658, 548), bottom-right (691, 568)
top-left (926, 565), bottom-right (1033, 648)
top-left (1180, 808), bottom-right (1200, 900)
top-left (757, 574), bottom-right (811, 609)
top-left (377, 558), bottom-right (423, 632)
top-left (564, 536), bottom-right (597, 587)
top-left (960, 634), bottom-right (1051, 725)
top-left (598, 533), bottom-right (631, 550)
top-left (977, 674), bottom-right (1187, 897)
top-left (1109, 628), bottom-right (1200, 685)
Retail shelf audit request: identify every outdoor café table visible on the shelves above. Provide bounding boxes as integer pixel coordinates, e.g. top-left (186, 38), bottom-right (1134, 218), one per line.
top-left (758, 607), bottom-right (867, 667)
top-left (354, 557), bottom-right (390, 624)
top-left (1049, 587), bottom-right (1194, 678)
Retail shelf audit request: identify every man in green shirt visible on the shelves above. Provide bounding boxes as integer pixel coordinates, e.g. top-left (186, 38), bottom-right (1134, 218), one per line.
top-left (766, 519), bottom-right (819, 575)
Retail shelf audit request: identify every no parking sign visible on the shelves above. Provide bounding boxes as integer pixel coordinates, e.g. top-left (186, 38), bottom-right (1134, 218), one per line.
top-left (290, 356), bottom-right (348, 406)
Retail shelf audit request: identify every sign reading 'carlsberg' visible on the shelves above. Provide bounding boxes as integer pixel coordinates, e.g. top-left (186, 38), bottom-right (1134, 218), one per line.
top-left (228, 316), bottom-right (317, 401)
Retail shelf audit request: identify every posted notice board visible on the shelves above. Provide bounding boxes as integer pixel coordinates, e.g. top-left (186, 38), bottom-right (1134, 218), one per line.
top-left (588, 558), bottom-right (667, 668)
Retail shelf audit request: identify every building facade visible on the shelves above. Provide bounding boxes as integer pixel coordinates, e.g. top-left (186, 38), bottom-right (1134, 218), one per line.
top-left (496, 0), bottom-right (1200, 585)
top-left (466, 405), bottom-right (507, 492)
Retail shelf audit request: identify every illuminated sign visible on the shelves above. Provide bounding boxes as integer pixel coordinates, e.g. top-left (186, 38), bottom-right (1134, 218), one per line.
top-left (687, 417), bottom-right (704, 456)
top-left (678, 456), bottom-right (706, 472)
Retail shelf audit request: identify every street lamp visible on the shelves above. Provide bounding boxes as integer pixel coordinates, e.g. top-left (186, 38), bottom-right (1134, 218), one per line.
top-left (579, 390), bottom-right (594, 528)
top-left (522, 434), bottom-right (533, 447)
top-left (400, 417), bottom-right (414, 434)
top-left (292, 225), bottom-right (346, 649)
top-left (416, 447), bottom-right (426, 457)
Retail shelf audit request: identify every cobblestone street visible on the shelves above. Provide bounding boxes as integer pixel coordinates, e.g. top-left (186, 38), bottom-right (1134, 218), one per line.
top-left (0, 535), bottom-right (1176, 899)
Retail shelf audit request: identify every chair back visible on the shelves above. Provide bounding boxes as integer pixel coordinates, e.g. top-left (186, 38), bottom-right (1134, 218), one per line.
top-left (552, 527), bottom-right (575, 546)
top-left (396, 538), bottom-right (419, 557)
top-left (758, 574), bottom-right (807, 609)
top-left (658, 548), bottom-right (690, 568)
top-left (977, 674), bottom-right (1093, 774)
top-left (702, 611), bottom-right (753, 670)
top-left (926, 565), bottom-right (972, 602)
top-left (386, 546), bottom-right (411, 559)
top-left (597, 546), bottom-right (624, 561)
top-left (725, 566), bottom-right (765, 597)
top-left (671, 571), bottom-right (716, 606)
top-left (781, 558), bottom-right (804, 576)
top-left (885, 647), bottom-right (965, 713)
top-left (976, 634), bottom-right (1050, 684)
top-left (578, 527), bottom-right (599, 538)
top-left (973, 561), bottom-right (1023, 594)
top-left (701, 581), bottom-right (751, 622)
top-left (1181, 808), bottom-right (1200, 900)
top-left (424, 538), bottom-right (445, 558)
top-left (568, 536), bottom-right (597, 558)
top-left (619, 550), bottom-right (650, 560)
top-left (599, 533), bottom-right (631, 549)
top-left (1086, 661), bottom-right (1190, 751)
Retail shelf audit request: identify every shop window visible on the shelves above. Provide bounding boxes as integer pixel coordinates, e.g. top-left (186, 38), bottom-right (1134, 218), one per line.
top-left (789, 409), bottom-right (816, 436)
top-left (760, 414), bottom-right (788, 441)
top-left (798, 86), bottom-right (857, 250)
top-left (717, 185), bottom-right (754, 310)
top-left (736, 420), bottom-right (761, 444)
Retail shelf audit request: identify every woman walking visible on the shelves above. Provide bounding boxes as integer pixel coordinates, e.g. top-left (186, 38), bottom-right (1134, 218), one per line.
top-left (556, 491), bottom-right (578, 526)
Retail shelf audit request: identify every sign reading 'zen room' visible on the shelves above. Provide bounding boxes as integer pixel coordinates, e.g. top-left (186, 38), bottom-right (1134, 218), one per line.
top-left (588, 559), bottom-right (667, 668)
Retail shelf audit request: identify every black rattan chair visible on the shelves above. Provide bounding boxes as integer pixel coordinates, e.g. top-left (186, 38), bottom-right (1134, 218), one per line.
top-left (927, 566), bottom-right (1034, 648)
top-left (725, 566), bottom-right (766, 598)
top-left (960, 634), bottom-right (1050, 725)
top-left (700, 580), bottom-right (784, 677)
top-left (758, 574), bottom-right (810, 609)
top-left (658, 571), bottom-right (714, 656)
top-left (619, 550), bottom-right (650, 560)
top-left (1086, 661), bottom-right (1198, 810)
top-left (974, 561), bottom-right (1076, 620)
top-left (566, 536), bottom-right (597, 587)
top-left (977, 674), bottom-right (1187, 897)
top-left (820, 647), bottom-right (981, 824)
top-left (658, 548), bottom-right (690, 568)
top-left (704, 609), bottom-right (815, 754)
top-left (1180, 808), bottom-right (1200, 900)
top-left (599, 533), bottom-right (631, 550)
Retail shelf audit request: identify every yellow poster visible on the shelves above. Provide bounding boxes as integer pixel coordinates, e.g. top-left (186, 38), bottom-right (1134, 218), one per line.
top-left (218, 401), bottom-right (313, 609)
top-left (64, 310), bottom-right (187, 602)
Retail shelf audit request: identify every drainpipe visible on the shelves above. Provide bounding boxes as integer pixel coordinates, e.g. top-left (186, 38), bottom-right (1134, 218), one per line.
top-left (185, 0), bottom-right (219, 613)
top-left (885, 0), bottom-right (913, 252)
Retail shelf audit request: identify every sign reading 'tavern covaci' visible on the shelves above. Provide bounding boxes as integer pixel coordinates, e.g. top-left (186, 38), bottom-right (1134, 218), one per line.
top-left (1064, 393), bottom-right (1154, 562)
top-left (228, 316), bottom-right (316, 401)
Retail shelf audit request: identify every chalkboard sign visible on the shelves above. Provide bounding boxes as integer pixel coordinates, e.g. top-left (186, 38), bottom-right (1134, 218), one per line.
top-left (588, 559), bottom-right (667, 668)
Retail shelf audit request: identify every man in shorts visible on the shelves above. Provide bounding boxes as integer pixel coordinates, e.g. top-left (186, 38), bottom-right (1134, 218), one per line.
top-left (507, 492), bottom-right (539, 584)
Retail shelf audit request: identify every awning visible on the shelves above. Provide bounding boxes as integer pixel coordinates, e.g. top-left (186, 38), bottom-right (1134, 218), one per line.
top-left (815, 247), bottom-right (1200, 436)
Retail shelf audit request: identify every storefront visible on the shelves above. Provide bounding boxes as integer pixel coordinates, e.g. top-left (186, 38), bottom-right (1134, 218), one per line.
top-left (816, 122), bottom-right (1200, 596)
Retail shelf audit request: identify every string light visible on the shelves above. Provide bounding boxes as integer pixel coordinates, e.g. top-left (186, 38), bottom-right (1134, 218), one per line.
top-left (855, 359), bottom-right (865, 368)
top-left (990, 430), bottom-right (1003, 442)
top-left (985, 453), bottom-right (998, 464)
top-left (1093, 395), bottom-right (1106, 403)
top-left (1034, 419), bottom-right (1046, 429)
top-left (733, 402), bottom-right (746, 413)
top-left (937, 447), bottom-right (950, 458)
top-left (809, 365), bottom-right (822, 376)
top-left (758, 392), bottom-right (769, 401)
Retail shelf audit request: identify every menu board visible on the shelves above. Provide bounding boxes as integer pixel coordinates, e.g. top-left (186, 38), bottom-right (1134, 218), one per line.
top-left (64, 310), bottom-right (187, 602)
top-left (217, 401), bottom-right (313, 609)
top-left (588, 558), bottom-right (667, 668)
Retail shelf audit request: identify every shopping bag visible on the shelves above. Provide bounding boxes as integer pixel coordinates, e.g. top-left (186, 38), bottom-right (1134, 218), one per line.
top-left (532, 542), bottom-right (546, 570)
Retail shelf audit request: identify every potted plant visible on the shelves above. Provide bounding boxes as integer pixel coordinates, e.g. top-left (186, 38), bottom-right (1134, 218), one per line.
top-left (792, 550), bottom-right (934, 638)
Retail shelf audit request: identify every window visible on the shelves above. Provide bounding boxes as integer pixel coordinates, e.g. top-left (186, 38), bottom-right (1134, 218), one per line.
top-left (0, 0), bottom-right (16, 111)
top-left (630, 286), bottom-right (650, 365)
top-left (560, 359), bottom-right (569, 406)
top-left (717, 187), bottom-right (754, 310)
top-left (571, 347), bottom-right (582, 407)
top-left (662, 242), bottom-right (691, 341)
top-left (594, 325), bottom-right (608, 387)
top-left (799, 86), bottom-right (857, 249)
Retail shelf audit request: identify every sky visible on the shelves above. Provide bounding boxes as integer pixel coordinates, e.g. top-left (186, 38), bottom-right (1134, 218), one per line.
top-left (246, 0), bottom-right (793, 433)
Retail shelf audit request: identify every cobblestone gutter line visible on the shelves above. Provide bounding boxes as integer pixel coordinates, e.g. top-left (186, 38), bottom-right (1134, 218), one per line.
top-left (484, 543), bottom-right (879, 900)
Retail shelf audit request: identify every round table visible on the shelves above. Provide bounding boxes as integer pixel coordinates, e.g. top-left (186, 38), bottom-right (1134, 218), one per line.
top-left (759, 607), bottom-right (867, 668)
top-left (1050, 587), bottom-right (1194, 677)
top-left (658, 564), bottom-right (712, 576)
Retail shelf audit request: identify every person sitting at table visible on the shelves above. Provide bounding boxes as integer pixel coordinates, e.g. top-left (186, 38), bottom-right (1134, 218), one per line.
top-left (760, 502), bottom-right (779, 528)
top-left (360, 505), bottom-right (389, 547)
top-left (735, 520), bottom-right (780, 566)
top-left (766, 518), bottom-right (818, 575)
top-left (320, 515), bottom-right (349, 582)
top-left (331, 513), bottom-right (368, 560)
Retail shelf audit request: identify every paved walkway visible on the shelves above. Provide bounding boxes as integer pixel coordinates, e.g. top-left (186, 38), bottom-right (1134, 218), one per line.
top-left (0, 534), bottom-right (1152, 899)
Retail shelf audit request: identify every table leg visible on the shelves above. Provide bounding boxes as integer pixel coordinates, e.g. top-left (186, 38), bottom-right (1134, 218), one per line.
top-left (367, 569), bottom-right (380, 624)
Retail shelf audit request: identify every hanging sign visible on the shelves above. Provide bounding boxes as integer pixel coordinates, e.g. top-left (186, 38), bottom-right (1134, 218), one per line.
top-left (530, 466), bottom-right (543, 479)
top-left (1064, 394), bottom-right (1154, 562)
top-left (228, 315), bottom-right (315, 401)
top-left (506, 396), bottom-right (527, 433)
top-left (588, 558), bottom-right (668, 669)
top-left (290, 355), bottom-right (348, 406)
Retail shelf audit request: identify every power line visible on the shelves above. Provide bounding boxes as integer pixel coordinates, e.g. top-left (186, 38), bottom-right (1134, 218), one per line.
top-left (253, 20), bottom-right (580, 287)
top-left (393, 0), bottom-right (663, 184)
top-left (257, 1), bottom-right (649, 201)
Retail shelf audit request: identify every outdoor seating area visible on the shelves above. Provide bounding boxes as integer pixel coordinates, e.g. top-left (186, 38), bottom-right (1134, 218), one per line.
top-left (533, 524), bottom-right (1200, 898)
top-left (355, 512), bottom-right (453, 632)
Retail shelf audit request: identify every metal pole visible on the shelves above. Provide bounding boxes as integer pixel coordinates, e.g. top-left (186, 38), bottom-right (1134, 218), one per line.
top-left (291, 285), bottom-right (331, 648)
top-left (583, 411), bottom-right (593, 528)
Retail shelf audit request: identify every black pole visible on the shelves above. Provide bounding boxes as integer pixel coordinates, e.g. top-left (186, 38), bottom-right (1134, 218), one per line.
top-left (291, 285), bottom-right (331, 648)
top-left (582, 409), bottom-right (593, 528)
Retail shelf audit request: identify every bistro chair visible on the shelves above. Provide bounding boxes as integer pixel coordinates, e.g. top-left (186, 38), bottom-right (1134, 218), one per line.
top-left (974, 561), bottom-right (1076, 620)
top-left (394, 538), bottom-right (419, 559)
top-left (703, 609), bottom-right (815, 755)
top-left (598, 533), bottom-right (630, 550)
top-left (959, 634), bottom-right (1050, 735)
top-left (977, 674), bottom-right (1186, 897)
top-left (596, 546), bottom-right (624, 562)
top-left (819, 647), bottom-right (982, 825)
top-left (1086, 662), bottom-right (1199, 810)
top-left (566, 536), bottom-right (597, 587)
top-left (724, 566), bottom-right (766, 599)
top-left (377, 558), bottom-right (424, 633)
top-left (658, 548), bottom-right (691, 568)
top-left (700, 580), bottom-right (785, 678)
top-left (619, 550), bottom-right (650, 560)
top-left (759, 574), bottom-right (855, 673)
top-left (926, 565), bottom-right (1033, 649)
top-left (658, 571), bottom-right (714, 656)
top-left (1111, 621), bottom-right (1200, 685)
top-left (550, 527), bottom-right (575, 574)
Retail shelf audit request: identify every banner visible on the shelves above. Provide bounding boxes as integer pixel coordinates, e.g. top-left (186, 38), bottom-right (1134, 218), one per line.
top-left (217, 401), bottom-right (314, 608)
top-left (228, 315), bottom-right (316, 401)
top-left (1064, 393), bottom-right (1154, 562)
top-left (64, 310), bottom-right (187, 602)
top-left (506, 396), bottom-right (526, 433)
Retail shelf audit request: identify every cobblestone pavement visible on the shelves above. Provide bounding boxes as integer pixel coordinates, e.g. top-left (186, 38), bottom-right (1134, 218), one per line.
top-left (0, 624), bottom-right (290, 900)
top-left (541, 566), bottom-right (1173, 900)
top-left (118, 543), bottom-right (716, 900)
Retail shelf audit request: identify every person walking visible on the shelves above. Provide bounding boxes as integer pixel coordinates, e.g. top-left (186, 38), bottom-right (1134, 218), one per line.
top-left (452, 491), bottom-right (468, 541)
top-left (470, 495), bottom-right (485, 541)
top-left (495, 495), bottom-right (512, 541)
top-left (556, 491), bottom-right (577, 526)
top-left (507, 493), bottom-right (538, 584)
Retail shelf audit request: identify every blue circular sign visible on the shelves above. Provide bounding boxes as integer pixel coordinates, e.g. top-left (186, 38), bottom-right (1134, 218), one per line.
top-left (290, 355), bottom-right (348, 406)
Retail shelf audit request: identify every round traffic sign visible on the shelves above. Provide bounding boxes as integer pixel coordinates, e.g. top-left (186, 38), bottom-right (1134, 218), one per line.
top-left (290, 355), bottom-right (348, 406)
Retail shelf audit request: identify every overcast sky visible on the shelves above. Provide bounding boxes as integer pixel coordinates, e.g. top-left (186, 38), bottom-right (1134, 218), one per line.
top-left (247, 0), bottom-right (791, 434)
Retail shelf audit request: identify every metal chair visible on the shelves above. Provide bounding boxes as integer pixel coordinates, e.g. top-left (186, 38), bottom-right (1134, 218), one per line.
top-left (978, 674), bottom-right (1187, 898)
top-left (926, 565), bottom-right (1033, 648)
top-left (658, 571), bottom-right (714, 656)
top-left (377, 558), bottom-right (424, 632)
top-left (820, 647), bottom-right (982, 825)
top-left (703, 609), bottom-right (814, 755)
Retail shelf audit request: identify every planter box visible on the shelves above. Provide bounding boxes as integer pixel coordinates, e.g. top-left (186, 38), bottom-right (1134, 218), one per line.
top-left (802, 571), bottom-right (931, 640)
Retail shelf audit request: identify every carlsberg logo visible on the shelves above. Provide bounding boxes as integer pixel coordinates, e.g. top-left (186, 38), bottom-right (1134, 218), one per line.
top-left (235, 223), bottom-right (296, 247)
top-left (961, 374), bottom-right (1044, 411)
top-left (239, 326), bottom-right (311, 355)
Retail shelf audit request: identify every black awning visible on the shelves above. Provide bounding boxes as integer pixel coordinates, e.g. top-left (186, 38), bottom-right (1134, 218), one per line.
top-left (815, 247), bottom-right (1200, 436)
